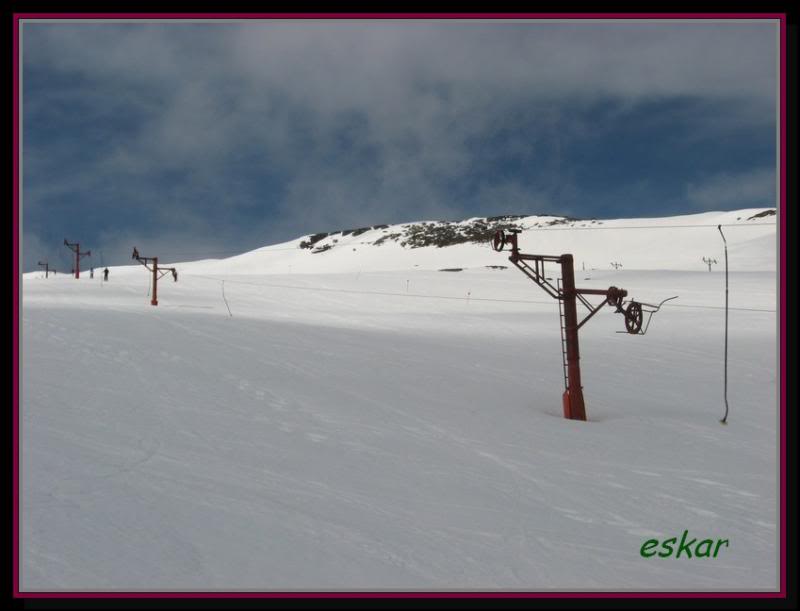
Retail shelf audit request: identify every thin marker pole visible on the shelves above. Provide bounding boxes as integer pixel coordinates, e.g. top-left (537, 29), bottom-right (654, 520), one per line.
top-left (222, 280), bottom-right (233, 317)
top-left (718, 225), bottom-right (729, 424)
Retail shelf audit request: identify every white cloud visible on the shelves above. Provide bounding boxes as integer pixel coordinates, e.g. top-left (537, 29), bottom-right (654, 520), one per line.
top-left (24, 21), bottom-right (778, 174)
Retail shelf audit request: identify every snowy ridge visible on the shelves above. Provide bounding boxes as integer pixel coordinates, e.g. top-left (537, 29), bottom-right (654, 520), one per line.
top-left (186, 208), bottom-right (777, 275)
top-left (24, 208), bottom-right (776, 280)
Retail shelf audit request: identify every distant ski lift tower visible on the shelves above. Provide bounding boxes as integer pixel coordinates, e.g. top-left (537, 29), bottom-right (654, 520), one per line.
top-left (64, 240), bottom-right (90, 279)
top-left (492, 229), bottom-right (673, 421)
top-left (132, 248), bottom-right (178, 306)
top-left (702, 257), bottom-right (718, 272)
top-left (37, 260), bottom-right (52, 278)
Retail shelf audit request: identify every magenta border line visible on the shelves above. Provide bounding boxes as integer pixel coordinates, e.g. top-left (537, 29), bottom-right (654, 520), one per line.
top-left (779, 13), bottom-right (787, 600)
top-left (13, 13), bottom-right (787, 600)
top-left (13, 13), bottom-right (21, 603)
top-left (12, 12), bottom-right (788, 19)
top-left (13, 591), bottom-right (788, 599)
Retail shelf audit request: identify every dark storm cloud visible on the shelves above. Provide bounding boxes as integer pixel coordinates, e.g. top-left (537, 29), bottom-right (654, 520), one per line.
top-left (21, 20), bottom-right (778, 268)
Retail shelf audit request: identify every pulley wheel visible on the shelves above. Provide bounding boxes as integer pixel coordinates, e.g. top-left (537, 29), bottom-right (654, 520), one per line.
top-left (625, 301), bottom-right (643, 334)
top-left (492, 230), bottom-right (507, 252)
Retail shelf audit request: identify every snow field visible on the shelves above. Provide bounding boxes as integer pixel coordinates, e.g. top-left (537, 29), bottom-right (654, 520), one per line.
top-left (20, 209), bottom-right (779, 590)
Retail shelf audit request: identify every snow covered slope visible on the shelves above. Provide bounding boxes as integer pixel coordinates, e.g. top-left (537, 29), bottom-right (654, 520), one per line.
top-left (26, 208), bottom-right (775, 281)
top-left (20, 209), bottom-right (779, 591)
top-left (190, 208), bottom-right (778, 274)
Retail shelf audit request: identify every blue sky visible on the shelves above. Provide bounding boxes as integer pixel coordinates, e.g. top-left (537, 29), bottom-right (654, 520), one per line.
top-left (21, 20), bottom-right (778, 270)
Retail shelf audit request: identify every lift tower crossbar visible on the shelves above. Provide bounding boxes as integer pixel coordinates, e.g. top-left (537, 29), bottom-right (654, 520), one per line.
top-left (492, 229), bottom-right (661, 422)
top-left (64, 240), bottom-right (91, 279)
top-left (132, 248), bottom-right (178, 306)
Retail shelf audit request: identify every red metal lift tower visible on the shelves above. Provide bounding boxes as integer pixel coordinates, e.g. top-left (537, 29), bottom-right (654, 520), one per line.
top-left (64, 240), bottom-right (90, 279)
top-left (492, 229), bottom-right (674, 421)
top-left (132, 247), bottom-right (178, 306)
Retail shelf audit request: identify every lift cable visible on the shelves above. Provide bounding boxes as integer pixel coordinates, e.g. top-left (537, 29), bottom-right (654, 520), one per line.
top-left (500, 222), bottom-right (775, 231)
top-left (179, 272), bottom-right (774, 313)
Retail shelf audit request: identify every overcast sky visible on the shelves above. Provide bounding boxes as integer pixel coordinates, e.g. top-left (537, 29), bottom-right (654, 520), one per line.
top-left (21, 19), bottom-right (778, 270)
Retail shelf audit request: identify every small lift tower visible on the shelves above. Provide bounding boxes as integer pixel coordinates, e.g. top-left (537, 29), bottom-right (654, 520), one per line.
top-left (37, 260), bottom-right (53, 278)
top-left (702, 257), bottom-right (718, 272)
top-left (132, 247), bottom-right (178, 306)
top-left (64, 240), bottom-right (90, 279)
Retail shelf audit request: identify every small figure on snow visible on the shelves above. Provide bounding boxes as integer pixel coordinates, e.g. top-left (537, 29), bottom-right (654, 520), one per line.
top-left (103, 268), bottom-right (109, 281)
top-left (90, 267), bottom-right (94, 279)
